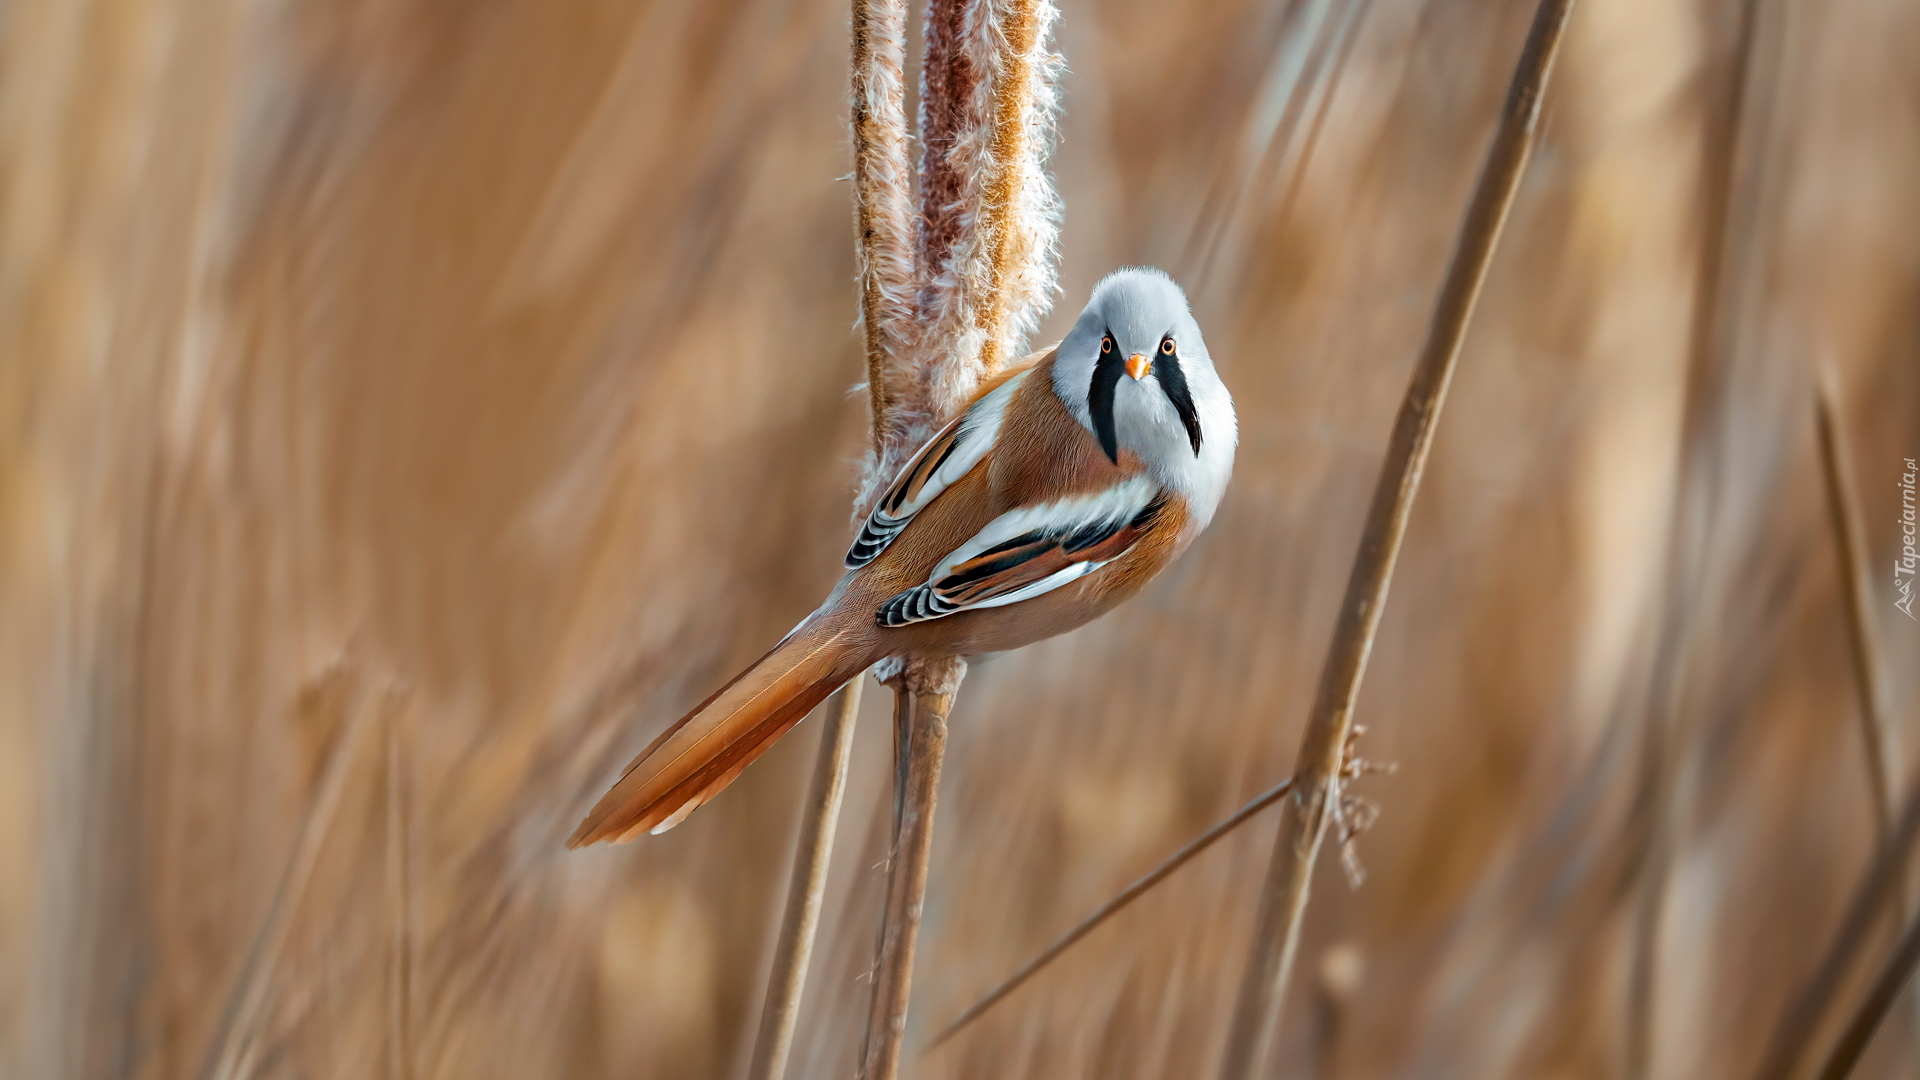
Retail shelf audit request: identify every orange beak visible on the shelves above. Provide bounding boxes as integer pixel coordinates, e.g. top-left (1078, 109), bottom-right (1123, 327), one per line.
top-left (1125, 353), bottom-right (1151, 381)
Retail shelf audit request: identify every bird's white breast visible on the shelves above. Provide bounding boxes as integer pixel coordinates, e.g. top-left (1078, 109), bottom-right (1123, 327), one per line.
top-left (1112, 374), bottom-right (1236, 528)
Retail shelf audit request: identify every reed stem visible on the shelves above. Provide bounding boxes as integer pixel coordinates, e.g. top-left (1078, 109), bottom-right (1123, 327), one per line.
top-left (858, 683), bottom-right (956, 1080)
top-left (1812, 901), bottom-right (1920, 1080)
top-left (1816, 373), bottom-right (1898, 846)
top-left (746, 681), bottom-right (867, 1080)
top-left (745, 2), bottom-right (914, 1073)
top-left (1215, 2), bottom-right (1575, 1075)
top-left (1753, 771), bottom-right (1920, 1080)
top-left (1624, 0), bottom-right (1781, 1065)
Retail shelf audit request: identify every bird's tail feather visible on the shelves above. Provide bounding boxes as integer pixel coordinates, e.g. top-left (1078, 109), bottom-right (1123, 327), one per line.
top-left (568, 623), bottom-right (867, 846)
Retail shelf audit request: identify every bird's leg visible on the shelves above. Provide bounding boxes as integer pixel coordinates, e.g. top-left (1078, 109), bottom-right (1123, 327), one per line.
top-left (859, 656), bottom-right (966, 1080)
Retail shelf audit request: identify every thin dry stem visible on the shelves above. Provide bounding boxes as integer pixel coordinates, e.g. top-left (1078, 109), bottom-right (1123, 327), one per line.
top-left (1215, 2), bottom-right (1576, 1076)
top-left (1623, 0), bottom-right (1781, 1067)
top-left (384, 700), bottom-right (414, 1080)
top-left (849, 0), bottom-right (1060, 1068)
top-left (926, 778), bottom-right (1297, 1050)
top-left (1814, 366), bottom-right (1920, 1075)
top-left (1817, 372), bottom-right (1898, 844)
top-left (201, 679), bottom-right (386, 1080)
top-left (1753, 774), bottom-right (1920, 1080)
top-left (747, 4), bottom-right (913, 1071)
top-left (857, 685), bottom-right (956, 1080)
top-left (747, 681), bottom-right (866, 1080)
top-left (1812, 902), bottom-right (1920, 1080)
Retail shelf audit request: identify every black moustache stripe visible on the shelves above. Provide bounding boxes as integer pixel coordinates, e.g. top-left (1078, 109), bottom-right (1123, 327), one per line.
top-left (1089, 333), bottom-right (1125, 465)
top-left (1156, 351), bottom-right (1204, 455)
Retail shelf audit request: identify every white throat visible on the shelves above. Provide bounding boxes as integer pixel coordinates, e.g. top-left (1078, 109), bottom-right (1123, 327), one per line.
top-left (1061, 364), bottom-right (1237, 527)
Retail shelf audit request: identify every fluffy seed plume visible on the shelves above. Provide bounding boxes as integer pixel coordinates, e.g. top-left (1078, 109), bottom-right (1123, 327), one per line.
top-left (896, 0), bottom-right (1062, 454)
top-left (851, 0), bottom-right (919, 514)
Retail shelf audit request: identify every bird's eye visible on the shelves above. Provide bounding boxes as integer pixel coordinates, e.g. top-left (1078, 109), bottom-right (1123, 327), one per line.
top-left (1101, 336), bottom-right (1113, 353)
top-left (1161, 339), bottom-right (1176, 355)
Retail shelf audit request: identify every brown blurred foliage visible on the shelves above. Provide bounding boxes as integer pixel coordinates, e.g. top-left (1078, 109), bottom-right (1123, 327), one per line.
top-left (2, 0), bottom-right (1917, 1078)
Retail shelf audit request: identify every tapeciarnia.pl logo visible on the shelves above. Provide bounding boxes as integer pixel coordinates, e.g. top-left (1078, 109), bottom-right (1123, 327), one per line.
top-left (1899, 457), bottom-right (1917, 620)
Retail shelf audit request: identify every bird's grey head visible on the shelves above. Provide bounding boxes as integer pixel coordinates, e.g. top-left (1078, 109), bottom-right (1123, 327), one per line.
top-left (1051, 268), bottom-right (1231, 476)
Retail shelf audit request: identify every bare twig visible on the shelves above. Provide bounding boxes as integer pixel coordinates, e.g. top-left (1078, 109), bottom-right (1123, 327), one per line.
top-left (747, 681), bottom-right (867, 1080)
top-left (858, 681), bottom-right (957, 1080)
top-left (1215, 3), bottom-right (1576, 1076)
top-left (1817, 372), bottom-right (1898, 844)
top-left (926, 777), bottom-right (1297, 1050)
top-left (1753, 772), bottom-right (1920, 1080)
top-left (1812, 902), bottom-right (1920, 1080)
top-left (1813, 366), bottom-right (1920, 1080)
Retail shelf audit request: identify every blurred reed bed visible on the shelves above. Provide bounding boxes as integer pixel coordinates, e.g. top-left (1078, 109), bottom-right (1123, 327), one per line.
top-left (1, 0), bottom-right (1917, 1078)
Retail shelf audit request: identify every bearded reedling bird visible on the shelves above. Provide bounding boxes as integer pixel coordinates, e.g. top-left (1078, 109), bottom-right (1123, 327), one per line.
top-left (569, 267), bottom-right (1236, 846)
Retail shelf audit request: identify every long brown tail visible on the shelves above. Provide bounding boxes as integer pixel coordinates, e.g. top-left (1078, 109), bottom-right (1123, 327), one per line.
top-left (568, 622), bottom-right (870, 846)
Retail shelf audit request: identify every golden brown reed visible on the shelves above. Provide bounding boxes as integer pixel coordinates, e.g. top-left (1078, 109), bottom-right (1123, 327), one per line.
top-left (1220, 2), bottom-right (1575, 1074)
top-left (2, 0), bottom-right (1918, 1078)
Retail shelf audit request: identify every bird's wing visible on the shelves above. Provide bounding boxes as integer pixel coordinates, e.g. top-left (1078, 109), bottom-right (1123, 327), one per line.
top-left (876, 475), bottom-right (1165, 626)
top-left (846, 370), bottom-right (1032, 568)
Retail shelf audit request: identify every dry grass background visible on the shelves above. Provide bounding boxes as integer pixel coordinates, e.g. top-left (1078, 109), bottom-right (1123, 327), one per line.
top-left (1, 0), bottom-right (1917, 1077)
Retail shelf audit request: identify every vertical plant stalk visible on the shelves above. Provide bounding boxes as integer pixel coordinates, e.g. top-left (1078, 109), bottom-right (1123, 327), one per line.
top-left (1817, 374), bottom-right (1898, 844)
top-left (1813, 901), bottom-right (1920, 1080)
top-left (1623, 0), bottom-right (1780, 1067)
top-left (858, 681), bottom-right (958, 1080)
top-left (1819, 367), bottom-right (1920, 1070)
top-left (851, 0), bottom-right (918, 463)
top-left (1750, 382), bottom-right (1914, 1080)
top-left (745, 4), bottom-right (913, 1076)
top-left (1215, 2), bottom-right (1576, 1077)
top-left (908, 0), bottom-right (985, 433)
top-left (385, 700), bottom-right (414, 1080)
top-left (1753, 777), bottom-right (1920, 1080)
top-left (971, 0), bottom-right (1058, 378)
top-left (851, 0), bottom-right (1061, 1070)
top-left (908, 0), bottom-right (1061, 429)
top-left (746, 682), bottom-right (866, 1080)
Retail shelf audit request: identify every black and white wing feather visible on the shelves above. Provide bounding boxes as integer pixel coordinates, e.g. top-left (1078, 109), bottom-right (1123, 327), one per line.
top-left (876, 476), bottom-right (1165, 627)
top-left (847, 371), bottom-right (1030, 568)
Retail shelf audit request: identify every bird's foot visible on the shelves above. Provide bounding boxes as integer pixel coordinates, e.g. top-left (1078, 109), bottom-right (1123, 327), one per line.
top-left (874, 654), bottom-right (968, 697)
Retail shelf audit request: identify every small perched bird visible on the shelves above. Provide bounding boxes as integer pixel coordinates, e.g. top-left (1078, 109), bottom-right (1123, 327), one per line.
top-left (569, 268), bottom-right (1236, 846)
